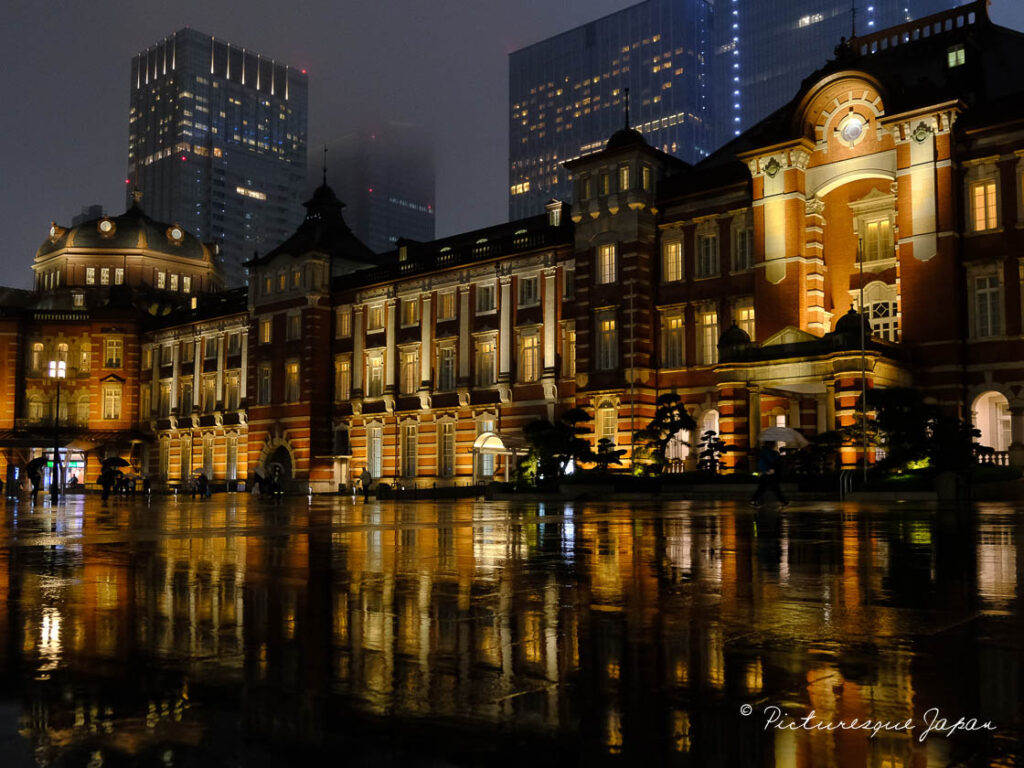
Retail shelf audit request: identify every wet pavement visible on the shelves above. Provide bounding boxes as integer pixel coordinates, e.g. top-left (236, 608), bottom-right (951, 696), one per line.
top-left (0, 494), bottom-right (1020, 767)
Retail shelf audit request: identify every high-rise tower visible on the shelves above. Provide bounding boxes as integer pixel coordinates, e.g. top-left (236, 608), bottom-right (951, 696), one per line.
top-left (128, 29), bottom-right (308, 286)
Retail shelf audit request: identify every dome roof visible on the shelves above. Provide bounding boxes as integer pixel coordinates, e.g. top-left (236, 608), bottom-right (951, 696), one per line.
top-left (37, 201), bottom-right (207, 261)
top-left (833, 306), bottom-right (871, 336)
top-left (718, 323), bottom-right (752, 348)
top-left (606, 127), bottom-right (646, 150)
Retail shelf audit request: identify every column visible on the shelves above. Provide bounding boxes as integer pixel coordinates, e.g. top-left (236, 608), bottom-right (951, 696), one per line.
top-left (747, 386), bottom-right (761, 472)
top-left (498, 276), bottom-right (512, 382)
top-left (458, 286), bottom-right (470, 383)
top-left (543, 268), bottom-right (557, 373)
top-left (239, 331), bottom-right (248, 401)
top-left (352, 305), bottom-right (364, 394)
top-left (419, 295), bottom-right (432, 388)
top-left (170, 343), bottom-right (181, 412)
top-left (385, 299), bottom-right (396, 392)
top-left (1009, 406), bottom-right (1024, 467)
top-left (215, 333), bottom-right (226, 407)
top-left (149, 344), bottom-right (159, 418)
top-left (192, 338), bottom-right (202, 411)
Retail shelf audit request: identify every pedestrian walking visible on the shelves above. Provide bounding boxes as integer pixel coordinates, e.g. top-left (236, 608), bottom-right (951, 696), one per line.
top-left (359, 467), bottom-right (373, 502)
top-left (750, 442), bottom-right (789, 507)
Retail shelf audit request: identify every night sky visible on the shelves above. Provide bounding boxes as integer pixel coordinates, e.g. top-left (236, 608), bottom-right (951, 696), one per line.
top-left (2, 0), bottom-right (1022, 289)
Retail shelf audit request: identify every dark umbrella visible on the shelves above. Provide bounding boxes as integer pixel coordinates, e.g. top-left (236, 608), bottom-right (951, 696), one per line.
top-left (25, 456), bottom-right (49, 476)
top-left (102, 457), bottom-right (131, 469)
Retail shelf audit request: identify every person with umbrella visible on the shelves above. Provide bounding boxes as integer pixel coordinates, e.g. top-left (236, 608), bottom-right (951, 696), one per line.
top-left (750, 427), bottom-right (806, 508)
top-left (25, 456), bottom-right (48, 504)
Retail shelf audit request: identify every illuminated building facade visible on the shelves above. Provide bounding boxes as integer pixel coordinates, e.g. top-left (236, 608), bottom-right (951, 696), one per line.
top-left (509, 0), bottom-right (968, 220)
top-left (128, 28), bottom-right (309, 288)
top-left (323, 124), bottom-right (436, 254)
top-left (2, 3), bottom-right (1022, 492)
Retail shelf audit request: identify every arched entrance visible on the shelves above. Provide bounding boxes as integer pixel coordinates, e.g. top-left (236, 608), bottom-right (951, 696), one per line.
top-left (267, 445), bottom-right (293, 479)
top-left (973, 391), bottom-right (1010, 452)
top-left (665, 428), bottom-right (690, 473)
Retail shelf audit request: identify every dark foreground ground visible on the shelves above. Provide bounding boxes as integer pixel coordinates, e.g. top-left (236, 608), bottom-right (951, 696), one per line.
top-left (0, 494), bottom-right (1020, 767)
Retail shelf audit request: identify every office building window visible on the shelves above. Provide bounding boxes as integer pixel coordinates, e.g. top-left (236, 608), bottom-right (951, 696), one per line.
top-left (596, 402), bottom-right (617, 446)
top-left (227, 333), bottom-right (241, 355)
top-left (562, 324), bottom-right (576, 378)
top-left (156, 271), bottom-right (166, 289)
top-left (971, 180), bottom-right (998, 232)
top-left (169, 273), bottom-right (179, 291)
top-left (182, 275), bottom-right (191, 293)
top-left (696, 234), bottom-right (718, 278)
top-left (102, 383), bottom-right (122, 420)
top-left (182, 341), bottom-right (194, 363)
top-left (947, 44), bottom-right (965, 68)
top-left (284, 360), bottom-right (300, 401)
top-left (205, 336), bottom-right (219, 360)
top-left (597, 244), bottom-right (616, 284)
top-left (642, 164), bottom-right (652, 191)
top-left (367, 426), bottom-right (383, 478)
top-left (596, 311), bottom-right (617, 370)
top-left (336, 308), bottom-right (351, 338)
top-left (475, 338), bottom-right (496, 386)
top-left (258, 365), bottom-right (272, 405)
top-left (287, 313), bottom-right (301, 340)
top-left (401, 424), bottom-right (417, 477)
top-left (736, 300), bottom-right (756, 341)
top-left (476, 283), bottom-right (496, 313)
top-left (367, 354), bottom-right (384, 397)
top-left (401, 298), bottom-right (419, 327)
top-left (518, 276), bottom-right (539, 307)
top-left (663, 241), bottom-right (682, 282)
top-left (439, 421), bottom-right (456, 478)
top-left (367, 304), bottom-right (385, 331)
top-left (664, 313), bottom-right (685, 368)
top-left (114, 267), bottom-right (124, 285)
top-left (104, 338), bottom-right (123, 368)
top-left (335, 358), bottom-right (351, 401)
top-left (519, 332), bottom-right (540, 382)
top-left (438, 345), bottom-right (456, 391)
top-left (975, 275), bottom-right (1001, 338)
top-left (438, 291), bottom-right (456, 321)
top-left (226, 373), bottom-right (240, 410)
top-left (618, 164), bottom-right (630, 191)
top-left (100, 268), bottom-right (110, 286)
top-left (400, 349), bottom-right (419, 394)
top-left (733, 225), bottom-right (754, 271)
top-left (157, 383), bottom-right (171, 418)
top-left (260, 319), bottom-right (272, 344)
top-left (700, 308), bottom-right (719, 365)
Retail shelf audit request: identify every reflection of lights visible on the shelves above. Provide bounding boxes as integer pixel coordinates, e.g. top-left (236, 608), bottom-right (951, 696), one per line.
top-left (39, 607), bottom-right (62, 665)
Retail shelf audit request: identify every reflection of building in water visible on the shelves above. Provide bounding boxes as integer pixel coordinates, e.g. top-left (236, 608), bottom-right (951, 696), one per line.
top-left (2, 502), bottom-right (1021, 764)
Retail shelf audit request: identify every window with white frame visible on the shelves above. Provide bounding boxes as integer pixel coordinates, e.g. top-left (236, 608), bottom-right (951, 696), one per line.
top-left (438, 291), bottom-right (457, 321)
top-left (947, 44), bottom-right (965, 68)
top-left (86, 267), bottom-right (96, 285)
top-left (597, 244), bottom-right (617, 284)
top-left (562, 324), bottom-right (576, 378)
top-left (699, 308), bottom-right (719, 365)
top-left (596, 402), bottom-right (617, 446)
top-left (696, 232), bottom-right (719, 278)
top-left (476, 283), bottom-right (496, 313)
top-left (258, 364), bottom-right (272, 404)
top-left (439, 421), bottom-right (456, 478)
top-left (182, 275), bottom-right (191, 293)
top-left (519, 331), bottom-right (540, 382)
top-left (400, 348), bottom-right (419, 394)
top-left (335, 357), bottom-right (351, 401)
top-left (114, 267), bottom-right (124, 285)
top-left (100, 268), bottom-right (110, 286)
top-left (733, 223), bottom-right (754, 271)
top-left (227, 333), bottom-right (241, 355)
top-left (284, 360), bottom-right (300, 401)
top-left (475, 338), bottom-right (496, 386)
top-left (30, 342), bottom-right (43, 372)
top-left (971, 179), bottom-right (998, 232)
top-left (102, 383), bottom-right (122, 420)
top-left (437, 344), bottom-right (456, 391)
top-left (618, 164), bottom-right (630, 192)
top-left (735, 299), bottom-right (755, 341)
top-left (367, 426), bottom-right (383, 478)
top-left (518, 276), bottom-right (540, 307)
top-left (225, 373), bottom-right (240, 410)
top-left (861, 216), bottom-right (894, 262)
top-left (79, 344), bottom-right (90, 371)
top-left (202, 375), bottom-right (216, 413)
top-left (663, 313), bottom-right (685, 368)
top-left (287, 313), bottom-right (302, 340)
top-left (401, 298), bottom-right (419, 327)
top-left (336, 307), bottom-right (352, 338)
top-left (156, 271), bottom-right (166, 289)
top-left (868, 301), bottom-right (898, 341)
top-left (367, 304), bottom-right (385, 332)
top-left (104, 338), bottom-right (123, 368)
top-left (367, 353), bottom-right (384, 397)
top-left (975, 274), bottom-right (1001, 338)
top-left (596, 311), bottom-right (618, 370)
top-left (169, 273), bottom-right (179, 291)
top-left (478, 419), bottom-right (495, 477)
top-left (401, 423), bottom-right (418, 477)
top-left (663, 240), bottom-right (683, 282)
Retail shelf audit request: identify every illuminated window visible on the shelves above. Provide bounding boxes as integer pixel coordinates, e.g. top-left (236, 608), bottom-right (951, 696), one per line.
top-left (401, 298), bottom-right (419, 326)
top-left (227, 333), bottom-right (241, 355)
top-left (618, 164), bottom-right (630, 191)
top-left (263, 276), bottom-right (272, 295)
top-left (104, 338), bottom-right (123, 368)
top-left (278, 273), bottom-right (286, 291)
top-left (367, 427), bottom-right (383, 478)
top-left (597, 244), bottom-right (617, 284)
top-left (367, 305), bottom-right (385, 331)
top-left (86, 267), bottom-right (96, 285)
top-left (868, 301), bottom-right (898, 341)
top-left (182, 341), bottom-right (194, 363)
top-left (596, 311), bottom-right (617, 370)
top-left (336, 308), bottom-right (351, 338)
top-left (438, 421), bottom-right (456, 477)
top-left (664, 313), bottom-right (685, 367)
top-left (401, 424), bottom-right (417, 477)
top-left (861, 217), bottom-right (894, 261)
top-left (519, 332), bottom-right (540, 382)
top-left (475, 339), bottom-right (496, 386)
top-left (235, 185), bottom-right (267, 200)
top-left (947, 44), bottom-right (965, 68)
top-left (142, 347), bottom-right (152, 369)
top-left (182, 275), bottom-right (191, 293)
top-left (642, 165), bottom-right (652, 191)
top-left (596, 402), bottom-right (617, 446)
top-left (736, 300), bottom-right (756, 341)
top-left (700, 309), bottom-right (719, 365)
top-left (696, 234), bottom-right (719, 278)
top-left (562, 324), bottom-right (576, 378)
top-left (438, 345), bottom-right (456, 391)
top-left (476, 283), bottom-right (496, 313)
top-left (204, 336), bottom-right (219, 360)
top-left (518, 276), bottom-right (539, 307)
top-left (971, 180), bottom-right (998, 232)
top-left (100, 267), bottom-right (110, 286)
top-left (102, 383), bottom-right (122, 420)
top-left (180, 382), bottom-right (192, 415)
top-left (292, 269), bottom-right (301, 288)
top-left (156, 271), bottom-right (166, 289)
top-left (170, 273), bottom-right (179, 291)
top-left (478, 419), bottom-right (495, 477)
top-left (284, 360), bottom-right (300, 401)
top-left (400, 348), bottom-right (419, 394)
top-left (260, 318), bottom-right (272, 344)
top-left (226, 436), bottom-right (238, 481)
top-left (30, 342), bottom-right (43, 372)
top-left (226, 373), bottom-right (240, 410)
top-left (114, 267), bottom-right (124, 285)
top-left (663, 241), bottom-right (682, 282)
top-left (335, 358), bottom-right (351, 401)
top-left (367, 354), bottom-right (384, 397)
top-left (438, 291), bottom-right (456, 321)
top-left (202, 376), bottom-right (216, 413)
top-left (600, 172), bottom-right (610, 195)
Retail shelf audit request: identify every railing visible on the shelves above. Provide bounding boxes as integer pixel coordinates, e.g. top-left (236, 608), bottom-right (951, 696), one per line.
top-left (839, 470), bottom-right (855, 500)
top-left (856, 5), bottom-right (979, 57)
top-left (976, 450), bottom-right (1009, 467)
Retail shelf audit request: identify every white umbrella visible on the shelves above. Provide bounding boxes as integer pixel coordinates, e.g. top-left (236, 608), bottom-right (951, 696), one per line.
top-left (757, 426), bottom-right (810, 448)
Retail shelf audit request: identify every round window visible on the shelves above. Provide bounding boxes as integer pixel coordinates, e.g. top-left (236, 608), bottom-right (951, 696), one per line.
top-left (840, 117), bottom-right (864, 145)
top-left (98, 219), bottom-right (113, 233)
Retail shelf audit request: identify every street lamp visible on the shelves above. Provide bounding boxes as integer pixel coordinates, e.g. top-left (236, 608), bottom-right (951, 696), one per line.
top-left (48, 359), bottom-right (66, 504)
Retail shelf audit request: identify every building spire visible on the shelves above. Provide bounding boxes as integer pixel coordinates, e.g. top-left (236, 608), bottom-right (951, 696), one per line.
top-left (624, 87), bottom-right (630, 129)
top-left (322, 144), bottom-right (328, 186)
top-left (851, 0), bottom-right (857, 38)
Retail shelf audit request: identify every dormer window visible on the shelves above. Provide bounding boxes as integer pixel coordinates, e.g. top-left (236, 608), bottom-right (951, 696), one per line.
top-left (947, 44), bottom-right (965, 68)
top-left (618, 164), bottom-right (630, 191)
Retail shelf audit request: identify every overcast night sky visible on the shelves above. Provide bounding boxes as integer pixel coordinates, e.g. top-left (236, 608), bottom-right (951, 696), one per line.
top-left (2, 0), bottom-right (1022, 289)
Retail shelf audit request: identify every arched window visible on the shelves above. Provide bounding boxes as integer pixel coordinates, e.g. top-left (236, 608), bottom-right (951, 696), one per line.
top-left (973, 391), bottom-right (1010, 452)
top-left (596, 401), bottom-right (618, 446)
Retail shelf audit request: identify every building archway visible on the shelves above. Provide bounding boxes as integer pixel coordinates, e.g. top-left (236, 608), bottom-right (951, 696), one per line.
top-left (973, 391), bottom-right (1010, 452)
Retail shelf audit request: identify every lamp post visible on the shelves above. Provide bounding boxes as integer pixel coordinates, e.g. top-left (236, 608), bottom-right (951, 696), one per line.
top-left (48, 359), bottom-right (66, 504)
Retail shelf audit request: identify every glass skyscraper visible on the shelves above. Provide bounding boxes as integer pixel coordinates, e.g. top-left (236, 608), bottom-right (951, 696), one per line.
top-left (128, 29), bottom-right (308, 287)
top-left (509, 0), bottom-right (967, 219)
